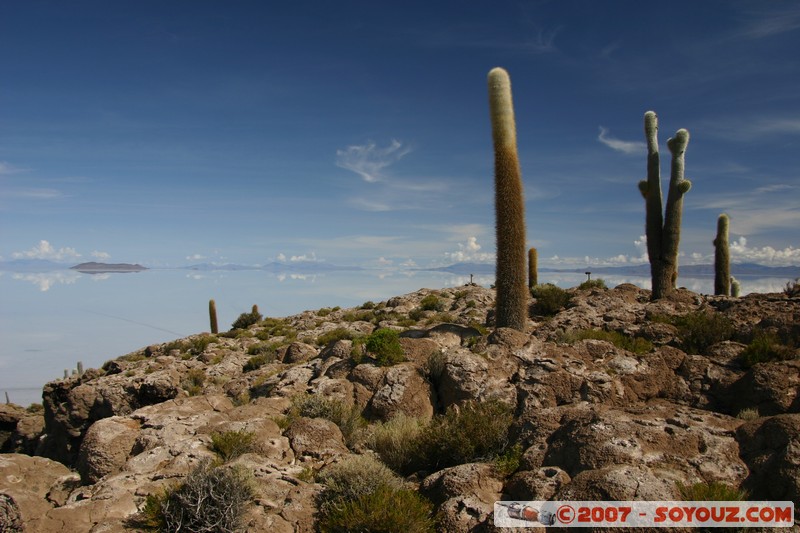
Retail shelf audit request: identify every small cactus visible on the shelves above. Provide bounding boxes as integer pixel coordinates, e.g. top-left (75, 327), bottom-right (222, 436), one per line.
top-left (77, 361), bottom-right (84, 376)
top-left (731, 276), bottom-right (741, 297)
top-left (638, 111), bottom-right (692, 300)
top-left (488, 67), bottom-right (528, 331)
top-left (714, 214), bottom-right (731, 296)
top-left (528, 247), bottom-right (538, 289)
top-left (209, 299), bottom-right (219, 334)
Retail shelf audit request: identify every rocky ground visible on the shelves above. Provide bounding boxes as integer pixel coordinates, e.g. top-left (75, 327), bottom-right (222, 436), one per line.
top-left (1, 283), bottom-right (798, 532)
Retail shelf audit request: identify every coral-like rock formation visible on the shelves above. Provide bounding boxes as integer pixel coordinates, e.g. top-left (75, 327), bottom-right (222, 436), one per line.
top-left (1, 283), bottom-right (798, 531)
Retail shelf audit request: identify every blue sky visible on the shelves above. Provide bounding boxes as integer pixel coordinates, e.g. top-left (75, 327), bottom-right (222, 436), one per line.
top-left (2, 0), bottom-right (799, 270)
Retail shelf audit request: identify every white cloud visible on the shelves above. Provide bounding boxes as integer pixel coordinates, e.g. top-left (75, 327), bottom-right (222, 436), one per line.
top-left (91, 250), bottom-right (111, 261)
top-left (597, 127), bottom-right (646, 155)
top-left (276, 253), bottom-right (287, 262)
top-left (12, 240), bottom-right (81, 262)
top-left (290, 252), bottom-right (318, 262)
top-left (335, 139), bottom-right (411, 183)
top-left (376, 257), bottom-right (393, 266)
top-left (444, 236), bottom-right (495, 264)
top-left (3, 188), bottom-right (62, 199)
top-left (729, 236), bottom-right (800, 266)
top-left (186, 254), bottom-right (206, 261)
top-left (400, 258), bottom-right (418, 268)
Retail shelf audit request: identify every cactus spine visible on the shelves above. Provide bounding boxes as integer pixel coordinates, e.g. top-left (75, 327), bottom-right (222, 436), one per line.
top-left (528, 247), bottom-right (538, 289)
top-left (209, 299), bottom-right (219, 334)
top-left (714, 214), bottom-right (731, 296)
top-left (638, 111), bottom-right (692, 300)
top-left (488, 67), bottom-right (528, 331)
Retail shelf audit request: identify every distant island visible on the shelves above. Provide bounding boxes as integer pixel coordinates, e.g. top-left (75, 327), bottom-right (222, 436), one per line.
top-left (70, 262), bottom-right (148, 274)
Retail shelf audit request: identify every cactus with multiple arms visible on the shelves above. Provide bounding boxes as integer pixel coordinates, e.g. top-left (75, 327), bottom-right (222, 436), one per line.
top-left (488, 67), bottom-right (528, 331)
top-left (714, 214), bottom-right (731, 296)
top-left (638, 111), bottom-right (692, 300)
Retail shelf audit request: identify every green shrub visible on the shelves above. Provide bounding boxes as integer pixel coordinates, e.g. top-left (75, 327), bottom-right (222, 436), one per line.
top-left (530, 283), bottom-right (572, 316)
top-left (420, 294), bottom-right (445, 312)
top-left (182, 368), bottom-right (206, 396)
top-left (316, 455), bottom-right (434, 533)
top-left (409, 399), bottom-right (513, 474)
top-left (243, 354), bottom-right (273, 372)
top-left (736, 407), bottom-right (759, 420)
top-left (578, 278), bottom-right (607, 291)
top-left (210, 430), bottom-right (258, 462)
top-left (367, 413), bottom-right (426, 474)
top-left (739, 331), bottom-right (796, 368)
top-left (671, 311), bottom-right (734, 354)
top-left (360, 301), bottom-right (376, 309)
top-left (317, 307), bottom-right (333, 317)
top-left (188, 334), bottom-right (217, 355)
top-left (568, 329), bottom-right (653, 355)
top-left (364, 329), bottom-right (405, 366)
top-left (317, 484), bottom-right (435, 533)
top-left (677, 481), bottom-right (748, 501)
top-left (288, 394), bottom-right (365, 446)
top-left (231, 308), bottom-right (263, 330)
top-left (137, 460), bottom-right (254, 532)
top-left (423, 351), bottom-right (447, 383)
top-left (409, 307), bottom-right (426, 322)
top-left (494, 442), bottom-right (523, 477)
top-left (316, 327), bottom-right (358, 347)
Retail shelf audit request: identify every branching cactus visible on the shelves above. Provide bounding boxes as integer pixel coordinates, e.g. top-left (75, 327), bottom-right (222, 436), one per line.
top-left (488, 67), bottom-right (528, 331)
top-left (714, 214), bottom-right (731, 296)
top-left (528, 247), bottom-right (538, 289)
top-left (637, 111), bottom-right (692, 300)
top-left (209, 299), bottom-right (219, 334)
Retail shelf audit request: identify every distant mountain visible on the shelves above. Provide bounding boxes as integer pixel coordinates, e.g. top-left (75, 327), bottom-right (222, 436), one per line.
top-left (419, 262), bottom-right (799, 279)
top-left (71, 262), bottom-right (148, 273)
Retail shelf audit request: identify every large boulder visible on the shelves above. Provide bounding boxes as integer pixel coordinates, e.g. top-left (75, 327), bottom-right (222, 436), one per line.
top-left (77, 416), bottom-right (141, 484)
top-left (284, 417), bottom-right (349, 460)
top-left (736, 414), bottom-right (800, 504)
top-left (368, 363), bottom-right (436, 420)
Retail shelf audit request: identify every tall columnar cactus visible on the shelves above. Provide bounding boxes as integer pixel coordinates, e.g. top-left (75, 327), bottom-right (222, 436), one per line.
top-left (488, 67), bottom-right (528, 331)
top-left (528, 247), bottom-right (538, 289)
top-left (209, 299), bottom-right (219, 334)
top-left (637, 111), bottom-right (692, 300)
top-left (714, 214), bottom-right (731, 296)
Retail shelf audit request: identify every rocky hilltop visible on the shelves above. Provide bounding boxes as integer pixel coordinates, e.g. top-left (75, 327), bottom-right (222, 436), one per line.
top-left (1, 283), bottom-right (798, 532)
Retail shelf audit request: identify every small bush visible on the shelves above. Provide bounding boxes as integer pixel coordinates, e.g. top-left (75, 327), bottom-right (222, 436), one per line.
top-left (530, 284), bottom-right (572, 316)
top-left (316, 455), bottom-right (434, 533)
top-left (317, 484), bottom-right (435, 533)
top-left (360, 301), bottom-right (376, 309)
top-left (288, 394), bottom-right (365, 446)
top-left (317, 307), bottom-right (333, 317)
top-left (243, 354), bottom-right (273, 372)
top-left (568, 329), bottom-right (653, 355)
top-left (137, 460), bottom-right (254, 532)
top-left (578, 278), bottom-right (607, 291)
top-left (423, 351), bottom-right (447, 383)
top-left (494, 442), bottom-right (523, 477)
top-left (420, 294), bottom-right (445, 312)
top-left (182, 368), bottom-right (206, 396)
top-left (671, 310), bottom-right (734, 354)
top-left (364, 329), bottom-right (405, 366)
top-left (739, 331), bottom-right (796, 368)
top-left (188, 335), bottom-right (217, 356)
top-left (316, 327), bottom-right (357, 347)
top-left (367, 413), bottom-right (426, 474)
top-left (231, 308), bottom-right (263, 330)
top-left (210, 430), bottom-right (258, 462)
top-left (677, 481), bottom-right (748, 501)
top-left (736, 407), bottom-right (760, 420)
top-left (784, 278), bottom-right (800, 297)
top-left (410, 399), bottom-right (513, 474)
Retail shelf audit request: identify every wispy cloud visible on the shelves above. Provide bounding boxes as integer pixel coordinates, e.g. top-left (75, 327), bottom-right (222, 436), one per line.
top-left (0, 162), bottom-right (28, 175)
top-left (91, 250), bottom-right (111, 261)
top-left (597, 127), bottom-right (645, 155)
top-left (335, 140), bottom-right (411, 183)
top-left (737, 5), bottom-right (800, 39)
top-left (12, 271), bottom-right (81, 291)
top-left (12, 240), bottom-right (82, 262)
top-left (1, 188), bottom-right (63, 199)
